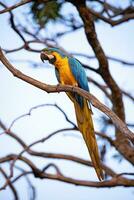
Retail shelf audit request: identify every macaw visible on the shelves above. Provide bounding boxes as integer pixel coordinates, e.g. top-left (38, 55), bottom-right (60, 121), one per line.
top-left (40, 48), bottom-right (104, 181)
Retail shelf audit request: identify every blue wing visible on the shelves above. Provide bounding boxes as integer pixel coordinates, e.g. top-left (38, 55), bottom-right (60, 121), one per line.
top-left (68, 57), bottom-right (89, 108)
top-left (68, 57), bottom-right (89, 91)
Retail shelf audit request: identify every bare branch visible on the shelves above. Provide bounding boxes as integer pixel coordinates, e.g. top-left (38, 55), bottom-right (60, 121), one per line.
top-left (0, 154), bottom-right (134, 188)
top-left (39, 173), bottom-right (134, 187)
top-left (0, 0), bottom-right (32, 14)
top-left (70, 0), bottom-right (134, 165)
top-left (7, 103), bottom-right (76, 130)
top-left (123, 91), bottom-right (134, 102)
top-left (0, 119), bottom-right (116, 178)
top-left (13, 166), bottom-right (36, 200)
top-left (88, 7), bottom-right (134, 26)
top-left (0, 2), bottom-right (26, 43)
top-left (88, 77), bottom-right (111, 100)
top-left (72, 52), bottom-right (134, 67)
top-left (42, 163), bottom-right (63, 176)
top-left (0, 168), bottom-right (19, 199)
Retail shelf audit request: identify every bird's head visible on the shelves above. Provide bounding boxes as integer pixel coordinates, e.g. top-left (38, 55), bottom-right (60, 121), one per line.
top-left (40, 47), bottom-right (66, 65)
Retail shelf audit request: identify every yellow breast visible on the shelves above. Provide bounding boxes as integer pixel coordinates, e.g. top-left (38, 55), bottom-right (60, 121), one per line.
top-left (52, 52), bottom-right (77, 86)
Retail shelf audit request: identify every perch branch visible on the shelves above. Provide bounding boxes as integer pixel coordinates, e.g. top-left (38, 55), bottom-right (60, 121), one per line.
top-left (0, 49), bottom-right (133, 144)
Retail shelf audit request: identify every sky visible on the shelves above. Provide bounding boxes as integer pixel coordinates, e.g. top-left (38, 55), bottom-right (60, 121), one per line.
top-left (0, 1), bottom-right (134, 200)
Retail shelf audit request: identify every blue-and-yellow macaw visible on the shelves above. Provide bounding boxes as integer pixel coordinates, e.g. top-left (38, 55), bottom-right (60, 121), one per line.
top-left (40, 48), bottom-right (104, 180)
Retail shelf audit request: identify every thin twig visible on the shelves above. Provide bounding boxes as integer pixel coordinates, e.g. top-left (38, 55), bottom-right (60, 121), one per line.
top-left (0, 168), bottom-right (19, 199)
top-left (0, 0), bottom-right (32, 14)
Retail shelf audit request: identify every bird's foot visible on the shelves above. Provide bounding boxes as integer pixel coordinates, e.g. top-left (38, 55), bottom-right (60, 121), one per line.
top-left (56, 84), bottom-right (61, 93)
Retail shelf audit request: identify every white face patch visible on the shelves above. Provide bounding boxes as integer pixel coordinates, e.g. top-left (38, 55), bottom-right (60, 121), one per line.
top-left (47, 54), bottom-right (55, 60)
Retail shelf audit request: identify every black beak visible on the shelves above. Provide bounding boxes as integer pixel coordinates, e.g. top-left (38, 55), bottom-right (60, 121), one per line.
top-left (40, 51), bottom-right (56, 64)
top-left (40, 51), bottom-right (50, 62)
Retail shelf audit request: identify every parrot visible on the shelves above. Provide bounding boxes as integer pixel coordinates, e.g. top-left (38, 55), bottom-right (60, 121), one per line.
top-left (40, 47), bottom-right (104, 181)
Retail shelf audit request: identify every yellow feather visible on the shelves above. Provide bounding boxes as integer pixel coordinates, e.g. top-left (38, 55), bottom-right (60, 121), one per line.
top-left (67, 92), bottom-right (104, 181)
top-left (52, 52), bottom-right (77, 85)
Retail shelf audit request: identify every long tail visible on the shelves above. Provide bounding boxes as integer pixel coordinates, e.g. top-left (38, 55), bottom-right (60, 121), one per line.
top-left (71, 96), bottom-right (104, 181)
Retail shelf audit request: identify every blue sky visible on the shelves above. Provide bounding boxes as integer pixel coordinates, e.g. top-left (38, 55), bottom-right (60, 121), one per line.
top-left (0, 1), bottom-right (134, 200)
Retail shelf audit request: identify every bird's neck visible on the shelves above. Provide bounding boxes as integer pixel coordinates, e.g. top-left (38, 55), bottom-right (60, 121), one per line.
top-left (52, 52), bottom-right (68, 70)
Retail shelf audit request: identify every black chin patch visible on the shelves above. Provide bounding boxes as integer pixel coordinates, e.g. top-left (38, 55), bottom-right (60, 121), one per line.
top-left (49, 56), bottom-right (56, 64)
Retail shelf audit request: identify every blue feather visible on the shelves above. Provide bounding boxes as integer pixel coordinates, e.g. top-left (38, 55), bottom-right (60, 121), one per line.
top-left (68, 57), bottom-right (89, 108)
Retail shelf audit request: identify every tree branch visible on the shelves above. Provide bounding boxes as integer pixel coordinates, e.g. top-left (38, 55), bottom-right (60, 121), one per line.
top-left (0, 48), bottom-right (133, 145)
top-left (0, 168), bottom-right (19, 199)
top-left (0, 0), bottom-right (32, 14)
top-left (0, 154), bottom-right (134, 188)
top-left (70, 0), bottom-right (134, 165)
top-left (0, 119), bottom-right (116, 178)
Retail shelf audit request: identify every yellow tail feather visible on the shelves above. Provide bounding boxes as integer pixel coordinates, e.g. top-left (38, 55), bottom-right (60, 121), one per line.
top-left (67, 93), bottom-right (104, 181)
